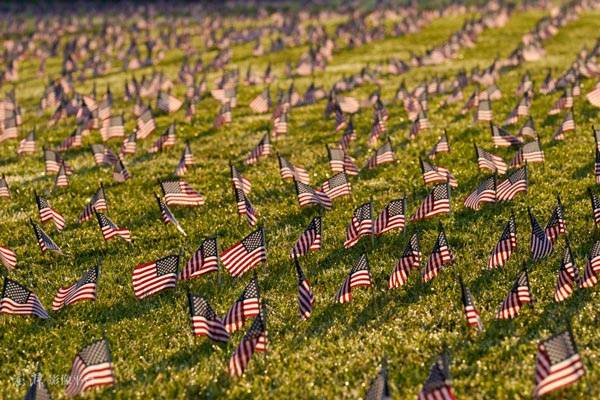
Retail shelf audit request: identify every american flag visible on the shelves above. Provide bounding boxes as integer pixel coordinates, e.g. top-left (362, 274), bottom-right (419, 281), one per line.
top-left (291, 216), bottom-right (322, 257)
top-left (418, 351), bottom-right (456, 400)
top-left (423, 225), bottom-right (454, 282)
top-left (596, 149), bottom-right (600, 185)
top-left (112, 157), bottom-right (130, 182)
top-left (335, 253), bottom-right (372, 304)
top-left (249, 88), bottom-right (271, 113)
top-left (53, 162), bottom-right (69, 189)
top-left (476, 145), bottom-right (507, 174)
top-left (214, 102), bottom-right (232, 128)
top-left (278, 155), bottom-right (310, 184)
top-left (411, 183), bottom-right (451, 221)
top-left (490, 123), bottom-right (521, 147)
top-left (157, 91), bottom-right (183, 113)
top-left (581, 240), bottom-right (600, 288)
top-left (56, 128), bottom-right (83, 152)
top-left (518, 116), bottom-right (537, 139)
top-left (0, 278), bottom-right (49, 319)
top-left (0, 174), bottom-right (9, 198)
top-left (161, 180), bottom-right (205, 207)
top-left (228, 313), bottom-right (268, 377)
top-left (548, 88), bottom-right (573, 115)
top-left (31, 220), bottom-right (62, 254)
top-left (420, 159), bottom-right (457, 188)
top-left (375, 198), bottom-right (406, 235)
top-left (100, 114), bottom-right (125, 141)
top-left (224, 275), bottom-right (260, 333)
top-left (132, 254), bottom-right (179, 299)
top-left (295, 180), bottom-right (332, 209)
top-left (321, 172), bottom-right (351, 200)
top-left (594, 127), bottom-right (600, 152)
top-left (17, 130), bottom-right (36, 155)
top-left (79, 185), bottom-right (107, 223)
top-left (188, 293), bottom-right (229, 342)
top-left (337, 96), bottom-right (360, 114)
top-left (510, 140), bottom-right (545, 167)
top-left (149, 123), bottom-right (177, 153)
top-left (244, 133), bottom-right (272, 165)
top-left (545, 197), bottom-right (566, 244)
top-left (365, 358), bottom-right (390, 400)
top-left (221, 228), bottom-right (266, 278)
top-left (235, 188), bottom-right (258, 227)
top-left (136, 108), bottom-right (156, 139)
top-left (0, 116), bottom-right (18, 141)
top-left (180, 237), bottom-right (219, 280)
top-left (344, 202), bottom-right (373, 248)
top-left (44, 148), bottom-right (71, 175)
top-left (487, 215), bottom-right (517, 270)
top-left (464, 175), bottom-right (496, 210)
top-left (408, 110), bottom-right (428, 139)
top-left (338, 118), bottom-right (356, 150)
top-left (529, 208), bottom-right (553, 262)
top-left (553, 111), bottom-right (575, 141)
top-left (175, 142), bottom-right (194, 176)
top-left (95, 211), bottom-right (131, 242)
top-left (366, 140), bottom-right (394, 169)
top-left (64, 339), bottom-right (115, 397)
top-left (294, 255), bottom-right (314, 320)
top-left (427, 131), bottom-right (450, 159)
top-left (496, 166), bottom-right (528, 201)
top-left (230, 163), bottom-right (251, 195)
top-left (271, 111), bottom-right (288, 138)
top-left (0, 245), bottom-right (17, 269)
top-left (334, 105), bottom-right (348, 132)
top-left (52, 265), bottom-right (98, 311)
top-left (90, 144), bottom-right (118, 166)
top-left (496, 270), bottom-right (532, 319)
top-left (327, 145), bottom-right (359, 176)
top-left (24, 372), bottom-right (51, 400)
top-left (459, 276), bottom-right (483, 331)
top-left (36, 193), bottom-right (66, 231)
top-left (155, 193), bottom-right (186, 236)
top-left (533, 330), bottom-right (585, 398)
top-left (590, 189), bottom-right (600, 225)
top-left (555, 239), bottom-right (579, 302)
top-left (476, 98), bottom-right (493, 122)
top-left (586, 83), bottom-right (600, 107)
top-left (119, 131), bottom-right (137, 157)
top-left (388, 233), bottom-right (421, 289)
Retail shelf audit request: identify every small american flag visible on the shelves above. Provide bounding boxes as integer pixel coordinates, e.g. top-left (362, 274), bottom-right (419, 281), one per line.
top-left (553, 110), bottom-right (575, 141)
top-left (529, 208), bottom-right (553, 262)
top-left (17, 130), bottom-right (36, 155)
top-left (427, 131), bottom-right (450, 159)
top-left (545, 197), bottom-right (566, 244)
top-left (52, 265), bottom-right (98, 311)
top-left (327, 145), bottom-right (359, 176)
top-left (518, 116), bottom-right (537, 138)
top-left (496, 166), bottom-right (528, 201)
top-left (31, 219), bottom-right (62, 254)
top-left (230, 163), bottom-right (251, 195)
top-left (132, 254), bottom-right (179, 299)
top-left (161, 179), bottom-right (205, 207)
top-left (224, 275), bottom-right (260, 333)
top-left (295, 180), bottom-right (332, 210)
top-left (476, 145), bottom-right (507, 174)
top-left (321, 172), bottom-right (351, 200)
top-left (338, 118), bottom-right (356, 150)
top-left (581, 241), bottom-right (600, 288)
top-left (90, 144), bottom-right (118, 166)
top-left (335, 253), bottom-right (372, 304)
top-left (476, 98), bottom-right (493, 122)
top-left (119, 131), bottom-right (137, 157)
top-left (149, 123), bottom-right (177, 153)
top-left (249, 88), bottom-right (271, 113)
top-left (157, 91), bottom-right (183, 113)
top-left (278, 155), bottom-right (309, 184)
top-left (79, 185), bottom-right (107, 223)
top-left (590, 189), bottom-right (600, 225)
top-left (188, 293), bottom-right (229, 342)
top-left (420, 159), bottom-right (457, 188)
top-left (136, 108), bottom-right (156, 139)
top-left (64, 339), bottom-right (115, 397)
top-left (244, 133), bottom-right (272, 165)
top-left (374, 198), bottom-right (406, 235)
top-left (0, 174), bottom-right (10, 198)
top-left (487, 215), bottom-right (517, 270)
top-left (464, 175), bottom-right (496, 210)
top-left (0, 278), bottom-right (49, 319)
top-left (235, 188), bottom-right (258, 227)
top-left (228, 312), bottom-right (267, 377)
top-left (364, 357), bottom-right (390, 400)
top-left (388, 233), bottom-right (421, 289)
top-left (366, 140), bottom-right (394, 169)
top-left (586, 82), bottom-right (600, 107)
top-left (54, 162), bottom-right (70, 190)
top-left (291, 216), bottom-right (322, 257)
top-left (344, 202), bottom-right (373, 249)
top-left (411, 183), bottom-right (451, 221)
top-left (596, 149), bottom-right (600, 185)
top-left (155, 193), bottom-right (186, 236)
top-left (422, 225), bottom-right (454, 282)
top-left (418, 351), bottom-right (456, 400)
top-left (459, 276), bottom-right (483, 331)
top-left (180, 237), bottom-right (219, 280)
top-left (294, 255), bottom-right (314, 320)
top-left (95, 211), bottom-right (131, 242)
top-left (337, 96), bottom-right (360, 114)
top-left (221, 228), bottom-right (266, 278)
top-left (175, 142), bottom-right (194, 176)
top-left (496, 270), bottom-right (532, 319)
top-left (510, 140), bottom-right (544, 167)
top-left (56, 128), bottom-right (83, 151)
top-left (100, 114), bottom-right (125, 141)
top-left (24, 372), bottom-right (51, 400)
top-left (490, 123), bottom-right (521, 147)
top-left (36, 193), bottom-right (66, 231)
top-left (0, 245), bottom-right (17, 269)
top-left (555, 239), bottom-right (579, 302)
top-left (533, 330), bottom-right (585, 398)
top-left (112, 157), bottom-right (130, 182)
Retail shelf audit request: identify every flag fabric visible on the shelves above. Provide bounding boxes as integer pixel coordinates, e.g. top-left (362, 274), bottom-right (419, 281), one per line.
top-left (590, 190), bottom-right (600, 225)
top-left (464, 175), bottom-right (496, 210)
top-left (112, 157), bottom-right (130, 182)
top-left (249, 88), bottom-right (271, 113)
top-left (230, 163), bottom-right (251, 195)
top-left (496, 270), bottom-right (532, 319)
top-left (36, 194), bottom-right (66, 231)
top-left (155, 193), bottom-right (186, 236)
top-left (427, 131), bottom-right (450, 159)
top-left (496, 166), bottom-right (528, 201)
top-left (581, 241), bottom-right (600, 288)
top-left (388, 233), bottom-right (421, 289)
top-left (157, 91), bottom-right (183, 113)
top-left (54, 162), bottom-right (69, 189)
top-left (31, 220), bottom-right (62, 254)
top-left (132, 254), bottom-right (179, 299)
top-left (0, 174), bottom-right (9, 198)
top-left (175, 142), bottom-right (194, 176)
top-left (518, 116), bottom-right (537, 138)
top-left (149, 123), bottom-right (177, 153)
top-left (295, 180), bottom-right (332, 210)
top-left (188, 293), bottom-right (229, 342)
top-left (119, 132), bottom-right (137, 156)
top-left (95, 211), bottom-right (132, 242)
top-left (235, 188), bottom-right (258, 227)
top-left (321, 172), bottom-right (352, 200)
top-left (161, 180), bottom-right (205, 207)
top-left (476, 98), bottom-right (493, 122)
top-left (64, 339), bottom-right (115, 397)
top-left (364, 358), bottom-right (390, 400)
top-left (221, 228), bottom-right (266, 278)
top-left (476, 146), bottom-right (507, 174)
top-left (420, 159), bottom-right (457, 188)
top-left (545, 197), bottom-right (566, 244)
top-left (529, 208), bottom-right (553, 262)
top-left (294, 256), bottom-right (314, 320)
top-left (417, 352), bottom-right (456, 400)
top-left (52, 265), bottom-right (99, 311)
top-left (491, 123), bottom-right (521, 147)
top-left (224, 276), bottom-right (260, 333)
top-left (79, 185), bottom-right (107, 223)
top-left (228, 313), bottom-right (268, 377)
top-left (594, 127), bottom-right (600, 152)
top-left (0, 278), bottom-right (49, 319)
top-left (344, 202), bottom-right (373, 248)
top-left (278, 155), bottom-right (310, 184)
top-left (374, 198), bottom-right (406, 235)
top-left (487, 215), bottom-right (517, 269)
top-left (100, 114), bottom-right (125, 141)
top-left (555, 240), bottom-right (579, 302)
top-left (338, 118), bottom-right (356, 149)
top-left (0, 245), bottom-right (17, 269)
top-left (17, 130), bottom-right (35, 155)
top-left (180, 237), bottom-right (219, 280)
top-left (327, 145), bottom-right (359, 176)
top-left (423, 225), bottom-right (454, 282)
top-left (533, 330), bottom-right (585, 398)
top-left (91, 144), bottom-right (118, 166)
top-left (411, 183), bottom-right (451, 221)
top-left (510, 140), bottom-right (544, 167)
top-left (244, 134), bottom-right (272, 165)
top-left (136, 108), bottom-right (156, 139)
top-left (596, 149), bottom-right (600, 185)
top-left (553, 111), bottom-right (575, 141)
top-left (459, 276), bottom-right (483, 331)
top-left (24, 372), bottom-right (51, 400)
top-left (291, 216), bottom-right (322, 257)
top-left (335, 253), bottom-right (372, 304)
top-left (44, 147), bottom-right (68, 174)
top-left (366, 140), bottom-right (394, 169)
top-left (586, 83), bottom-right (600, 107)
